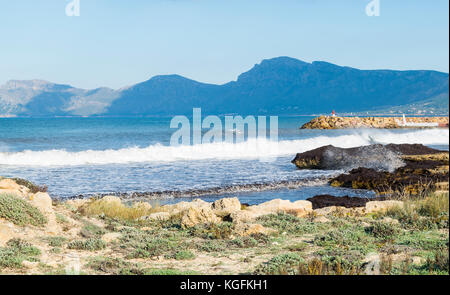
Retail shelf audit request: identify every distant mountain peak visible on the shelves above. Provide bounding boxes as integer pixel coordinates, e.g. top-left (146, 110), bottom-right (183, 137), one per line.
top-left (2, 79), bottom-right (54, 90)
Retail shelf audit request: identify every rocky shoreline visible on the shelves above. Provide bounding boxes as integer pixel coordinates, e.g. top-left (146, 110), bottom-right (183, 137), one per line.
top-left (301, 116), bottom-right (449, 129)
top-left (1, 142), bottom-right (448, 275)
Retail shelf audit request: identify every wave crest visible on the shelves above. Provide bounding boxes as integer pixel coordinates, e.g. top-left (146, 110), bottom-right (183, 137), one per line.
top-left (0, 128), bottom-right (448, 166)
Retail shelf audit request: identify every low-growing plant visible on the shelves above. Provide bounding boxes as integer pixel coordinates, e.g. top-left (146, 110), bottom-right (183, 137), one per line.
top-left (0, 193), bottom-right (47, 226)
top-left (196, 240), bottom-right (228, 252)
top-left (425, 248), bottom-right (449, 274)
top-left (0, 239), bottom-right (41, 269)
top-left (229, 236), bottom-right (258, 248)
top-left (87, 256), bottom-right (143, 275)
top-left (189, 222), bottom-right (234, 240)
top-left (257, 213), bottom-right (326, 235)
top-left (45, 236), bottom-right (68, 247)
top-left (67, 238), bottom-right (106, 251)
top-left (366, 221), bottom-right (400, 242)
top-left (80, 222), bottom-right (106, 238)
top-left (286, 242), bottom-right (308, 252)
top-left (297, 257), bottom-right (362, 275)
top-left (253, 253), bottom-right (304, 275)
top-left (165, 250), bottom-right (196, 260)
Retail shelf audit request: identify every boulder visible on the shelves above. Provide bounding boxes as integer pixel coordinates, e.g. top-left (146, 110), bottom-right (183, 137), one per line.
top-left (0, 178), bottom-right (28, 196)
top-left (30, 192), bottom-right (53, 213)
top-left (234, 223), bottom-right (270, 237)
top-left (229, 210), bottom-right (258, 224)
top-left (180, 207), bottom-right (221, 228)
top-left (212, 198), bottom-right (241, 217)
top-left (246, 199), bottom-right (313, 218)
top-left (162, 199), bottom-right (211, 215)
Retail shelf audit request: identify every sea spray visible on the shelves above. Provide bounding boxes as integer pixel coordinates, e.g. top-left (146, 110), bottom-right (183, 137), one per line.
top-left (0, 128), bottom-right (448, 166)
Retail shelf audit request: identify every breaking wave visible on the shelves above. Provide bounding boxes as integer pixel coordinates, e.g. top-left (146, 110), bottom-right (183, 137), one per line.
top-left (0, 128), bottom-right (448, 166)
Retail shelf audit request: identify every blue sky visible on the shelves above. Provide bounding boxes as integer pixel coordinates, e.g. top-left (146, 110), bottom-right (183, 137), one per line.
top-left (0, 0), bottom-right (448, 89)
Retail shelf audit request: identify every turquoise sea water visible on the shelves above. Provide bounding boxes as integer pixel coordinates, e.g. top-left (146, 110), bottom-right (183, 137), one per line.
top-left (0, 116), bottom-right (448, 204)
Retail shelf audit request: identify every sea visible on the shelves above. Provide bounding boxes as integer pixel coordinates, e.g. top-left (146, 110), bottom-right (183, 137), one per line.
top-left (0, 116), bottom-right (448, 205)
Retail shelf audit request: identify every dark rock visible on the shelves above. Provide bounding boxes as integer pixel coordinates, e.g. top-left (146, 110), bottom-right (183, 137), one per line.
top-left (307, 194), bottom-right (386, 209)
top-left (291, 144), bottom-right (443, 171)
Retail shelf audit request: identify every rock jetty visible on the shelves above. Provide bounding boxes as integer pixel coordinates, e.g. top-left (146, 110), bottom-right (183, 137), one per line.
top-left (301, 116), bottom-right (449, 129)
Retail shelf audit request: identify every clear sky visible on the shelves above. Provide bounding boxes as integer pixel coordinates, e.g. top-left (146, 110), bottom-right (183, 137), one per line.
top-left (0, 0), bottom-right (448, 89)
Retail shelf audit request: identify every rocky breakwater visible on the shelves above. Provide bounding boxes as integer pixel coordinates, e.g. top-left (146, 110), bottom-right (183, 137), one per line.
top-left (301, 116), bottom-right (449, 129)
top-left (292, 143), bottom-right (449, 195)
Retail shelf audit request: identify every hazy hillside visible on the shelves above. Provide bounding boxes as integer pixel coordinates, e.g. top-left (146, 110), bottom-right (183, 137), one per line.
top-left (1, 57), bottom-right (448, 117)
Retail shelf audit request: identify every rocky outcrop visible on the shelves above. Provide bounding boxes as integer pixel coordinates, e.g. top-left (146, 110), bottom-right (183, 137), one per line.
top-left (330, 152), bottom-right (449, 194)
top-left (301, 116), bottom-right (449, 129)
top-left (292, 144), bottom-right (443, 170)
top-left (212, 198), bottom-right (241, 217)
top-left (181, 207), bottom-right (221, 228)
top-left (292, 144), bottom-right (449, 195)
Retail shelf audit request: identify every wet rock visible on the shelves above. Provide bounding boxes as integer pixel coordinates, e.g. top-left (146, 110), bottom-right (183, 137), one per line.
top-left (307, 194), bottom-right (385, 209)
top-left (292, 144), bottom-right (442, 171)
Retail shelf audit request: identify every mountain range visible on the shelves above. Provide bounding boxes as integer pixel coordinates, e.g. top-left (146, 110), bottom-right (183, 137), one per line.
top-left (1, 57), bottom-right (448, 117)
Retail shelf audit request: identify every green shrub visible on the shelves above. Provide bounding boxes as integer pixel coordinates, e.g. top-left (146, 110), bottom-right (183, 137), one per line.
top-left (87, 256), bottom-right (143, 275)
top-left (257, 213), bottom-right (325, 235)
top-left (366, 221), bottom-right (400, 242)
top-left (0, 239), bottom-right (41, 269)
top-left (189, 222), bottom-right (234, 239)
top-left (166, 250), bottom-right (196, 260)
top-left (285, 242), bottom-right (308, 252)
top-left (229, 236), bottom-right (258, 248)
top-left (314, 227), bottom-right (372, 249)
top-left (196, 240), bottom-right (227, 252)
top-left (45, 236), bottom-right (67, 247)
top-left (67, 238), bottom-right (106, 251)
top-left (0, 193), bottom-right (47, 226)
top-left (253, 253), bottom-right (305, 275)
top-left (80, 222), bottom-right (106, 238)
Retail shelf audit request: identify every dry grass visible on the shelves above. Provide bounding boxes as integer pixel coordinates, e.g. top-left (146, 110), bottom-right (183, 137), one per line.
top-left (80, 199), bottom-right (154, 221)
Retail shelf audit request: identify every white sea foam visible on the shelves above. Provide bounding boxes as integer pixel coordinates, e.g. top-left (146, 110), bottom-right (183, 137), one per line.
top-left (0, 128), bottom-right (448, 166)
